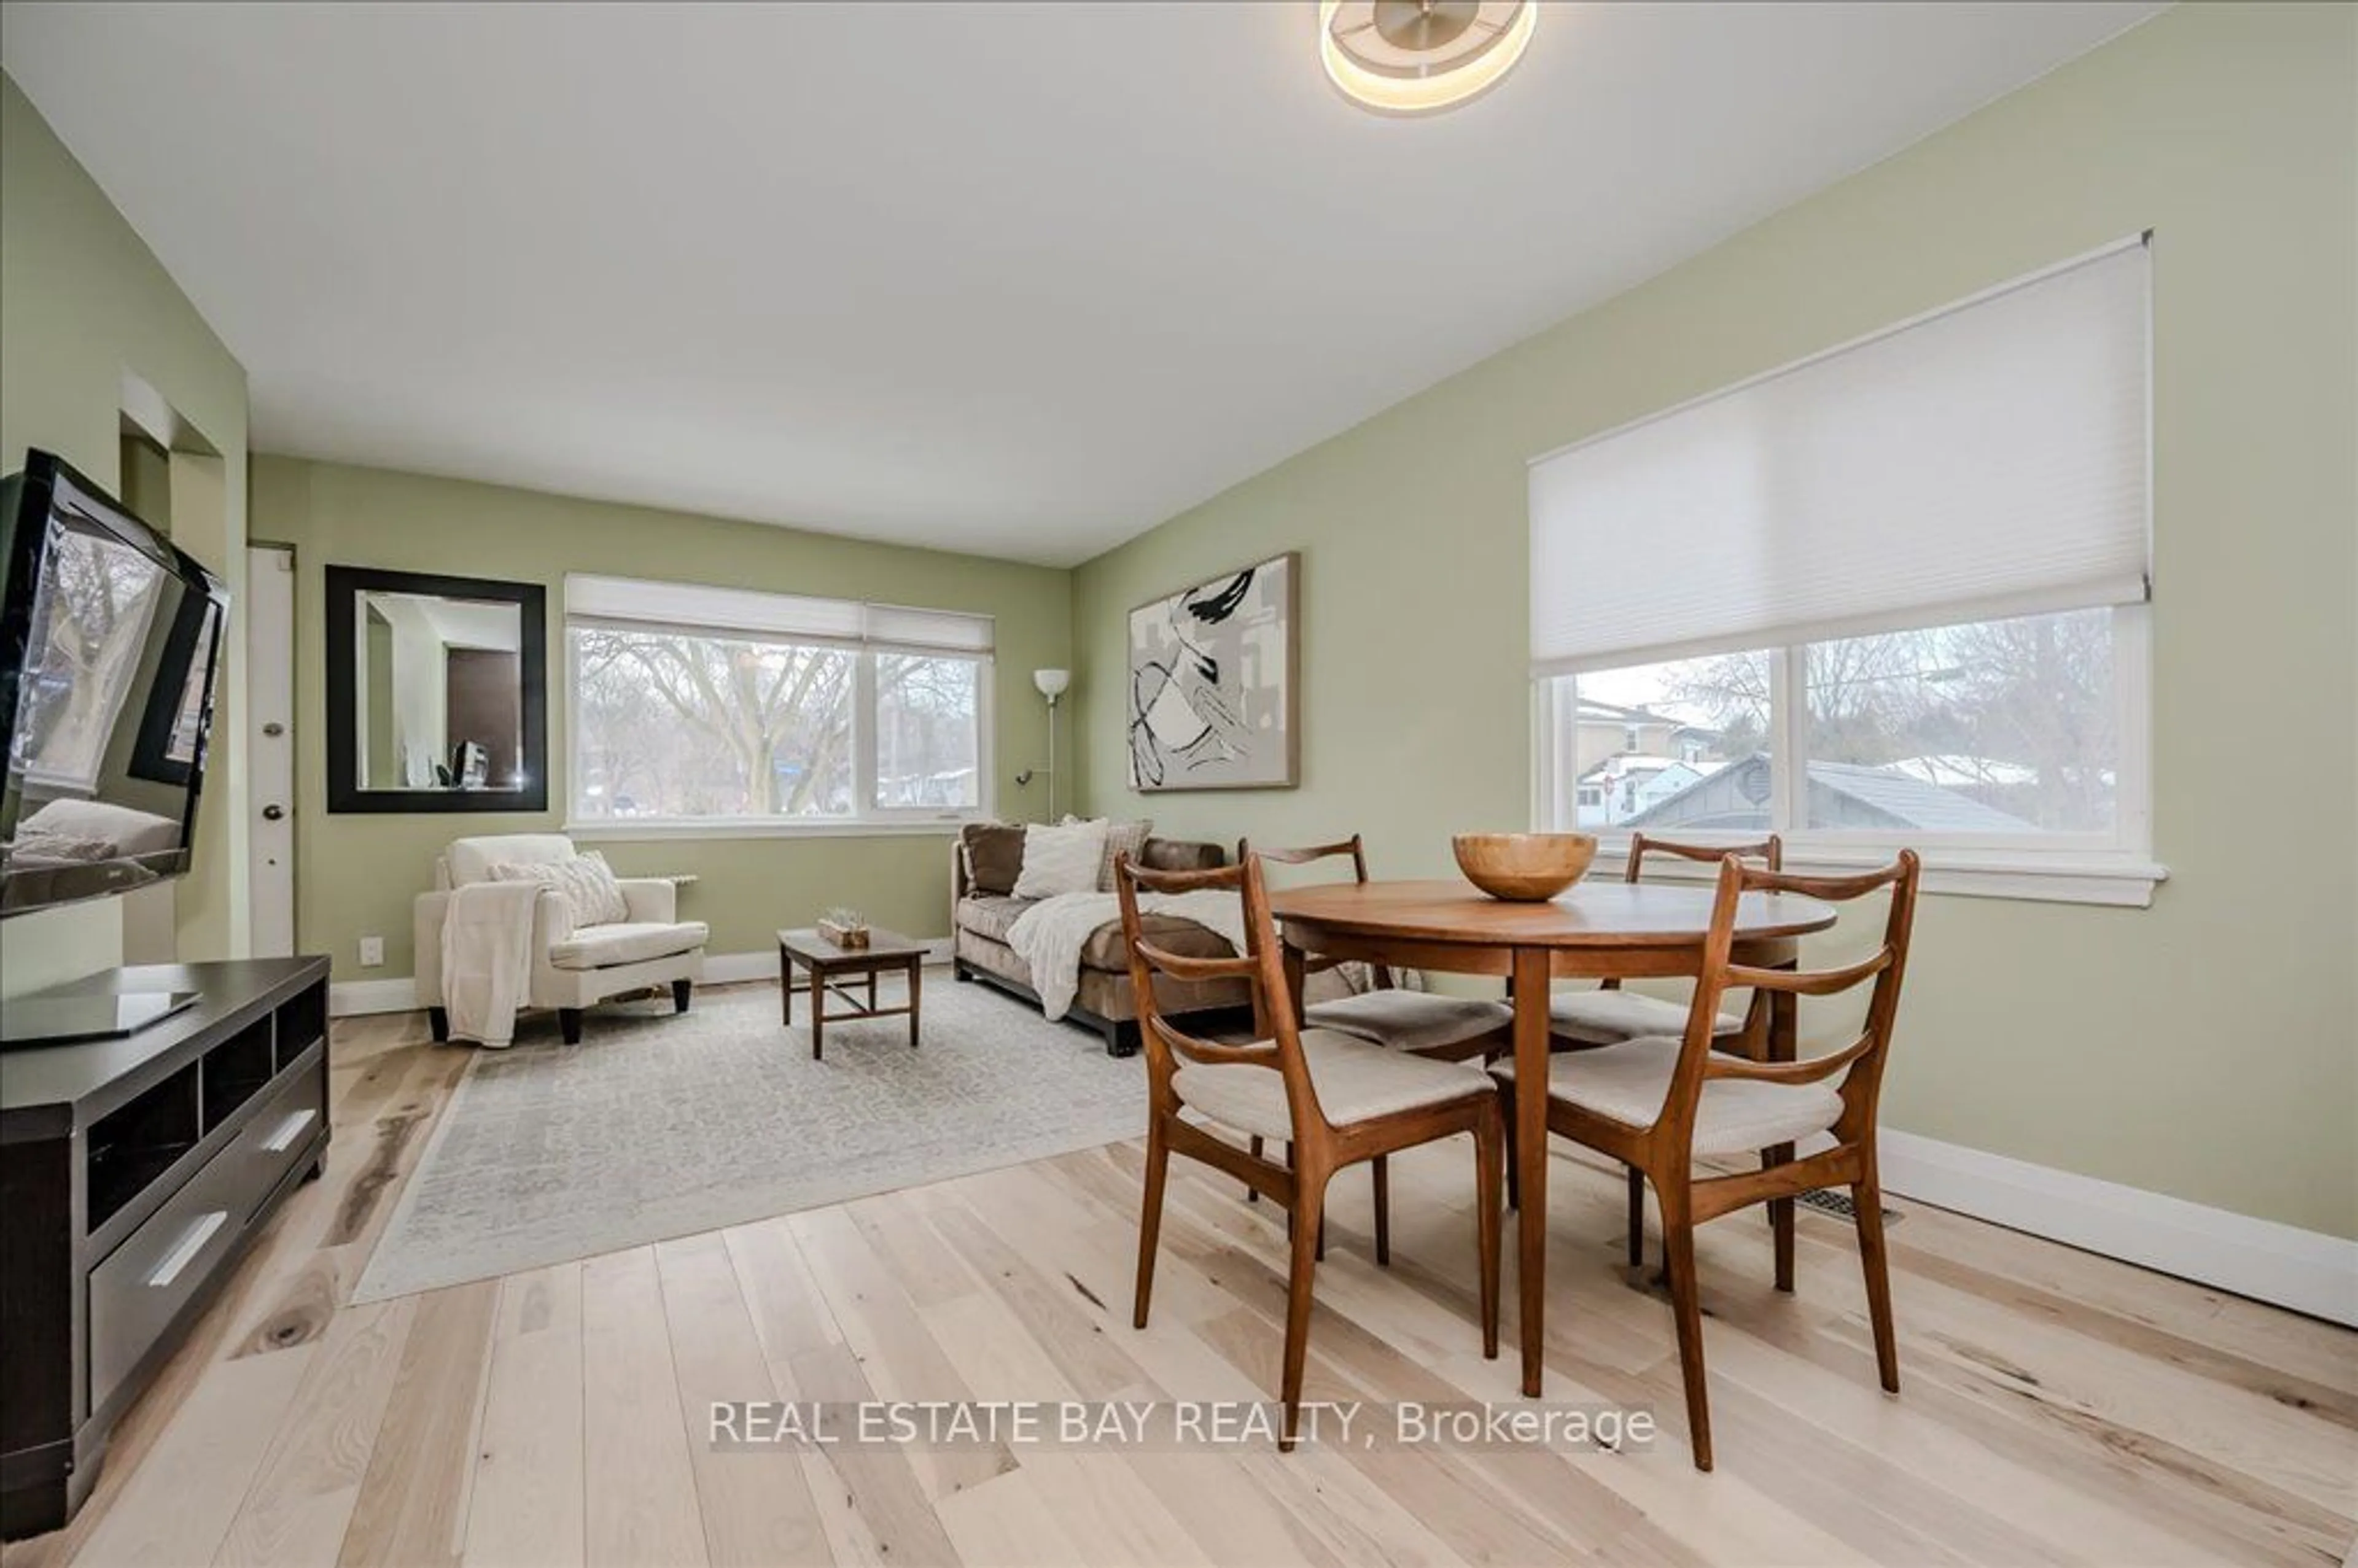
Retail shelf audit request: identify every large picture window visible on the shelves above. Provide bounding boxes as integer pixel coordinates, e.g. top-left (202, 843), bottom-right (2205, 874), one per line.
top-left (1528, 239), bottom-right (2158, 903)
top-left (565, 576), bottom-right (990, 831)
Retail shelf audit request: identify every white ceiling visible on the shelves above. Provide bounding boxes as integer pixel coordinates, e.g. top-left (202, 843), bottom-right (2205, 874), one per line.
top-left (1, 2), bottom-right (2162, 567)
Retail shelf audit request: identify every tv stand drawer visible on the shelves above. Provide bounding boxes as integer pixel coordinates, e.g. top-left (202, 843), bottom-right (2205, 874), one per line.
top-left (87, 1106), bottom-right (286, 1415)
top-left (234, 1047), bottom-right (324, 1216)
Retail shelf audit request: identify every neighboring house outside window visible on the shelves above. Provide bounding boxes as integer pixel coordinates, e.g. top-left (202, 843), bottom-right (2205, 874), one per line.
top-left (1547, 608), bottom-right (2136, 841)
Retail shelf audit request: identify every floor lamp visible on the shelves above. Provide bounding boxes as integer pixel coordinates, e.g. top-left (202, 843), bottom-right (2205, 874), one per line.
top-left (1033, 668), bottom-right (1070, 820)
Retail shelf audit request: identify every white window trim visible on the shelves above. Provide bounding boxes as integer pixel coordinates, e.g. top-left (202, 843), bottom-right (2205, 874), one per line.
top-left (20, 767), bottom-right (99, 801)
top-left (1586, 841), bottom-right (2167, 909)
top-left (1531, 607), bottom-right (2164, 909)
top-left (562, 601), bottom-right (996, 837)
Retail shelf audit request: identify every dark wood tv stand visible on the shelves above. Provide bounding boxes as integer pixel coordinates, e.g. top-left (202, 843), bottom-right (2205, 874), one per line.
top-left (0, 957), bottom-right (331, 1539)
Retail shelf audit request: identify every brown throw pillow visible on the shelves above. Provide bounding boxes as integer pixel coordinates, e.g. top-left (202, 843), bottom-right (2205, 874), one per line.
top-left (961, 822), bottom-right (1026, 896)
top-left (1141, 838), bottom-right (1224, 873)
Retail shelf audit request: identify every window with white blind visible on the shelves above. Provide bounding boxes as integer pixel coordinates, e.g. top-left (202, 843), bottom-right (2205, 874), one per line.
top-left (1528, 239), bottom-right (2160, 904)
top-left (565, 575), bottom-right (993, 833)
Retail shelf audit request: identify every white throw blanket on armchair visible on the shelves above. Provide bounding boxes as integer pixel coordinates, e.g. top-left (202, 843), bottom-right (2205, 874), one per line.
top-left (440, 880), bottom-right (544, 1047)
top-left (1006, 889), bottom-right (1250, 1022)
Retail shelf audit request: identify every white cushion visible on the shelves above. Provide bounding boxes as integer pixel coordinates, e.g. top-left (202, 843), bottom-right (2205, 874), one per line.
top-left (19, 798), bottom-right (181, 855)
top-left (547, 920), bottom-right (710, 971)
top-left (1013, 818), bottom-right (1109, 899)
top-left (1307, 991), bottom-right (1511, 1055)
top-left (1496, 1035), bottom-right (1842, 1157)
top-left (492, 849), bottom-right (629, 928)
top-left (1175, 1028), bottom-right (1495, 1141)
top-left (1551, 988), bottom-right (1745, 1046)
top-left (447, 834), bottom-right (577, 888)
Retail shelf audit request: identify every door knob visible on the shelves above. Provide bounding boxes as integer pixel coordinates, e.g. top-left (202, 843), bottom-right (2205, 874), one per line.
top-left (263, 721), bottom-right (285, 737)
top-left (262, 804), bottom-right (286, 821)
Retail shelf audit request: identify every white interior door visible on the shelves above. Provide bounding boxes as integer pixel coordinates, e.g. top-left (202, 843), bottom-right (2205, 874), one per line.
top-left (247, 545), bottom-right (297, 957)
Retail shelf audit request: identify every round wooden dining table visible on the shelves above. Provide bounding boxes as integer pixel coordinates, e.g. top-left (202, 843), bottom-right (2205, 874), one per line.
top-left (1267, 878), bottom-right (1839, 1396)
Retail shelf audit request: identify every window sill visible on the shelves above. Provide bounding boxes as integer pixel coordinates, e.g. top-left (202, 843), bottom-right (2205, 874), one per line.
top-left (1589, 842), bottom-right (2168, 909)
top-left (564, 818), bottom-right (976, 843)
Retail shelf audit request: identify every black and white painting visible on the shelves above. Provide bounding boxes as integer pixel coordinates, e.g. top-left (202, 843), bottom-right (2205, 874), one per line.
top-left (1127, 552), bottom-right (1298, 791)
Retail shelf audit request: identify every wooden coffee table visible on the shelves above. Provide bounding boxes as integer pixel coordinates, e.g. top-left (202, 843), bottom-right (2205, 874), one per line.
top-left (777, 927), bottom-right (925, 1061)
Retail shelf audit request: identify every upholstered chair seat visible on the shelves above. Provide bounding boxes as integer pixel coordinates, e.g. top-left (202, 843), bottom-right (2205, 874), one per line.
top-left (546, 920), bottom-right (711, 971)
top-left (1309, 990), bottom-right (1513, 1057)
top-left (1495, 1036), bottom-right (1843, 1157)
top-left (1177, 1028), bottom-right (1497, 1141)
top-left (1550, 989), bottom-right (1745, 1047)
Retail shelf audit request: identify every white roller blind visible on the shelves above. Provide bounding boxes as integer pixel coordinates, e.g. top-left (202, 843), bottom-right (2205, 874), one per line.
top-left (863, 602), bottom-right (995, 654)
top-left (567, 575), bottom-right (993, 654)
top-left (1529, 239), bottom-right (2150, 674)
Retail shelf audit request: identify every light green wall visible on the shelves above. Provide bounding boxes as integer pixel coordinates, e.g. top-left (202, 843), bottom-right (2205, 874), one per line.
top-left (118, 432), bottom-right (171, 531)
top-left (1072, 4), bottom-right (2358, 1239)
top-left (0, 72), bottom-right (251, 996)
top-left (251, 456), bottom-right (1072, 979)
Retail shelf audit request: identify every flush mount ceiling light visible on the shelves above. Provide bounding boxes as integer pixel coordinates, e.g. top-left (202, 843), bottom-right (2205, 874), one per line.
top-left (1320, 0), bottom-right (1538, 116)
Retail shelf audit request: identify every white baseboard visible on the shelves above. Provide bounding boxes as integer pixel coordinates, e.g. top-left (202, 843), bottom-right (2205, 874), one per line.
top-left (329, 941), bottom-right (955, 1017)
top-left (1877, 1130), bottom-right (2358, 1328)
top-left (700, 950), bottom-right (779, 986)
top-left (329, 975), bottom-right (421, 1016)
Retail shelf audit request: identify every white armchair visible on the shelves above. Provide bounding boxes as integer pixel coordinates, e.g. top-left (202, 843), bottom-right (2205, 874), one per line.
top-left (414, 834), bottom-right (710, 1044)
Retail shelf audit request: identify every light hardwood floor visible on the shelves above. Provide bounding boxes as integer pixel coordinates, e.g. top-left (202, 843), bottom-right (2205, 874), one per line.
top-left (6, 996), bottom-right (2352, 1568)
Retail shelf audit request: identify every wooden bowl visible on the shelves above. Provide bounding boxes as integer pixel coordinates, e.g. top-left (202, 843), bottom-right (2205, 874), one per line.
top-left (1452, 833), bottom-right (1598, 901)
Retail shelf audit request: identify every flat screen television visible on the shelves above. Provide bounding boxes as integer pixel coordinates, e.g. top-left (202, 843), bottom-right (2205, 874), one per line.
top-left (0, 449), bottom-right (229, 922)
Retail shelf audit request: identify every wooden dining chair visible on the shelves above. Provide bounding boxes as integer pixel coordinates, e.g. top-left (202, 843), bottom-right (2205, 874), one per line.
top-left (1118, 852), bottom-right (1504, 1450)
top-left (1549, 833), bottom-right (1784, 1048)
top-left (1493, 849), bottom-right (1920, 1470)
top-left (1245, 836), bottom-right (1515, 1062)
top-left (1516, 834), bottom-right (1785, 1242)
top-left (1240, 835), bottom-right (1512, 1265)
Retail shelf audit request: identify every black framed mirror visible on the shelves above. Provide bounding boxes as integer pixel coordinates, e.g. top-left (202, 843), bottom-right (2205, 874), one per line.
top-left (324, 566), bottom-right (548, 813)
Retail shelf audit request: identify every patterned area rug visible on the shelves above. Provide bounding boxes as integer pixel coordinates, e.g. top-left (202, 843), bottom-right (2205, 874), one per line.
top-left (352, 975), bottom-right (1143, 1302)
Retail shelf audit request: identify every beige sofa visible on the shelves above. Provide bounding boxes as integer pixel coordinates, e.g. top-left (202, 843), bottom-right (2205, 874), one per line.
top-left (414, 834), bottom-right (709, 1044)
top-left (950, 825), bottom-right (1350, 1056)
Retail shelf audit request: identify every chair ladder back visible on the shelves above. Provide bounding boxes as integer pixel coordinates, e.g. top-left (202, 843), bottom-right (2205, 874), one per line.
top-left (1240, 834), bottom-right (1392, 989)
top-left (1625, 831), bottom-right (1783, 881)
top-left (1242, 834), bottom-right (1369, 879)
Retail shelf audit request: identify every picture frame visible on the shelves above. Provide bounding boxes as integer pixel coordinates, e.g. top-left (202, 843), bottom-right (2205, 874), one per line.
top-left (1126, 550), bottom-right (1298, 791)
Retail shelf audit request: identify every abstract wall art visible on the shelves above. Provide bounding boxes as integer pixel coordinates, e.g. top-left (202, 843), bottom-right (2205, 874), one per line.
top-left (1126, 551), bottom-right (1298, 791)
